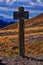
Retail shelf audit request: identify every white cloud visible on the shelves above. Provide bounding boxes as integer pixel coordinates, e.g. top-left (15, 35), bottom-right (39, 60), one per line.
top-left (0, 0), bottom-right (16, 4)
top-left (5, 0), bottom-right (16, 4)
top-left (0, 0), bottom-right (3, 2)
top-left (29, 10), bottom-right (43, 13)
top-left (37, 0), bottom-right (41, 2)
top-left (30, 2), bottom-right (35, 6)
top-left (29, 0), bottom-right (43, 6)
top-left (33, 2), bottom-right (43, 6)
top-left (5, 0), bottom-right (10, 3)
top-left (0, 7), bottom-right (17, 11)
top-left (0, 5), bottom-right (32, 12)
top-left (0, 0), bottom-right (43, 19)
top-left (18, 0), bottom-right (30, 2)
top-left (0, 6), bottom-right (43, 13)
top-left (0, 13), bottom-right (13, 19)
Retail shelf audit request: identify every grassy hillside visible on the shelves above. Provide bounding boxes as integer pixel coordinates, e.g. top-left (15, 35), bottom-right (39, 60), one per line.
top-left (0, 13), bottom-right (43, 57)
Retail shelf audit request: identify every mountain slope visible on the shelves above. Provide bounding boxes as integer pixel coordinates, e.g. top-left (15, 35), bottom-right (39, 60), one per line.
top-left (0, 16), bottom-right (18, 28)
top-left (0, 13), bottom-right (43, 57)
top-left (1, 13), bottom-right (43, 30)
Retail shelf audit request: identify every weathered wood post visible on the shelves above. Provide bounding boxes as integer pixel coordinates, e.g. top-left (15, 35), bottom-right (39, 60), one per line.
top-left (13, 6), bottom-right (29, 57)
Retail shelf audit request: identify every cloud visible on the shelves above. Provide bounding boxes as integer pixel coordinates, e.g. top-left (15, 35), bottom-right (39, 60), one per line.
top-left (0, 0), bottom-right (3, 2)
top-left (29, 10), bottom-right (43, 13)
top-left (17, 0), bottom-right (29, 2)
top-left (0, 0), bottom-right (16, 4)
top-left (0, 4), bottom-right (32, 12)
top-left (0, 13), bottom-right (13, 19)
top-left (0, 0), bottom-right (43, 19)
top-left (5, 0), bottom-right (10, 3)
top-left (5, 0), bottom-right (16, 4)
top-left (0, 7), bottom-right (17, 11)
top-left (29, 2), bottom-right (34, 6)
top-left (0, 5), bottom-right (40, 13)
top-left (36, 0), bottom-right (41, 2)
top-left (29, 0), bottom-right (43, 6)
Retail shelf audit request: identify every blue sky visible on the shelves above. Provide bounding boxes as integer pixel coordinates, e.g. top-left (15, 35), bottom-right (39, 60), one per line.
top-left (0, 0), bottom-right (43, 19)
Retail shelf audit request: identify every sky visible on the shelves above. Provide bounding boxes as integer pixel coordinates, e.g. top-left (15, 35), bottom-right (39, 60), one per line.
top-left (0, 0), bottom-right (43, 19)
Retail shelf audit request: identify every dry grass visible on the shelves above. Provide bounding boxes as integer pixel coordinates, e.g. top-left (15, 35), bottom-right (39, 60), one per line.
top-left (0, 13), bottom-right (43, 57)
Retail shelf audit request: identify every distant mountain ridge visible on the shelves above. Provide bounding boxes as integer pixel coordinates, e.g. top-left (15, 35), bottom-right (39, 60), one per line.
top-left (0, 16), bottom-right (16, 21)
top-left (0, 16), bottom-right (18, 28)
top-left (1, 13), bottom-right (43, 30)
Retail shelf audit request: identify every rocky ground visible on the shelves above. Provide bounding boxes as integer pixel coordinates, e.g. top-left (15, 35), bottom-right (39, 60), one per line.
top-left (0, 56), bottom-right (43, 65)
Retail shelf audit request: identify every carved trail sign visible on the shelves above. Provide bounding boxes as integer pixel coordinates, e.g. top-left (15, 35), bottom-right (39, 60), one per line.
top-left (13, 7), bottom-right (29, 56)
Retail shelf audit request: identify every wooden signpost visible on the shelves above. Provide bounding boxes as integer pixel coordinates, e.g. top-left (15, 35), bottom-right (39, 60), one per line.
top-left (13, 6), bottom-right (29, 57)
